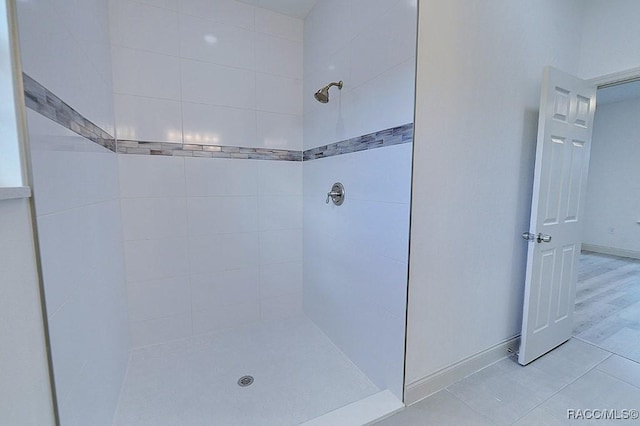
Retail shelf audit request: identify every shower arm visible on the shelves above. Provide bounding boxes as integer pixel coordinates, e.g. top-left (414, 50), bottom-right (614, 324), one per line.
top-left (325, 81), bottom-right (343, 91)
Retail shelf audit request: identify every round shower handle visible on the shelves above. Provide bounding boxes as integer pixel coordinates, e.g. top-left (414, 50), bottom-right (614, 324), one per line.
top-left (326, 182), bottom-right (345, 206)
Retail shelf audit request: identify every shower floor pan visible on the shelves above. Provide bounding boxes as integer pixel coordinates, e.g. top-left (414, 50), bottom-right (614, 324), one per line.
top-left (113, 315), bottom-right (395, 425)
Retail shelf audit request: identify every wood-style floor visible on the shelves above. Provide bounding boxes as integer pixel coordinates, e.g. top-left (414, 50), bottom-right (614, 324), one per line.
top-left (574, 251), bottom-right (640, 362)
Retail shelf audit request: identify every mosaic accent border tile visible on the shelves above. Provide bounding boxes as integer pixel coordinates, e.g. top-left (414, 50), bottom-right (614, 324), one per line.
top-left (22, 73), bottom-right (413, 161)
top-left (117, 140), bottom-right (302, 161)
top-left (23, 73), bottom-right (116, 152)
top-left (302, 123), bottom-right (413, 161)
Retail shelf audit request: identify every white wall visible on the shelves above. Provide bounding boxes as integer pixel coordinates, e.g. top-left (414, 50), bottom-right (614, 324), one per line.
top-left (583, 97), bottom-right (640, 255)
top-left (302, 0), bottom-right (416, 400)
top-left (303, 0), bottom-right (417, 150)
top-left (27, 111), bottom-right (130, 426)
top-left (110, 0), bottom-right (304, 347)
top-left (17, 0), bottom-right (114, 135)
top-left (0, 198), bottom-right (55, 425)
top-left (407, 0), bottom-right (586, 388)
top-left (579, 0), bottom-right (640, 80)
top-left (118, 154), bottom-right (302, 346)
top-left (16, 0), bottom-right (130, 424)
top-left (109, 0), bottom-right (302, 149)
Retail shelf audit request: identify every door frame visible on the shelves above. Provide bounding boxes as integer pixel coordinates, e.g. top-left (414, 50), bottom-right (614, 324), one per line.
top-left (565, 66), bottom-right (640, 341)
top-left (588, 66), bottom-right (640, 89)
top-left (519, 65), bottom-right (640, 363)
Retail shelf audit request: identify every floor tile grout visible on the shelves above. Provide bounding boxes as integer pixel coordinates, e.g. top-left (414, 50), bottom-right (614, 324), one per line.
top-left (507, 347), bottom-right (614, 425)
top-left (442, 388), bottom-right (500, 425)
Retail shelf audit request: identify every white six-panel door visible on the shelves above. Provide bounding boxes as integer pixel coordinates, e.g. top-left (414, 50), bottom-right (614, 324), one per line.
top-left (519, 67), bottom-right (596, 365)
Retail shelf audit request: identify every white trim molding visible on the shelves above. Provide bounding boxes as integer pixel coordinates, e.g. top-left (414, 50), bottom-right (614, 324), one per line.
top-left (404, 335), bottom-right (520, 406)
top-left (588, 66), bottom-right (640, 88)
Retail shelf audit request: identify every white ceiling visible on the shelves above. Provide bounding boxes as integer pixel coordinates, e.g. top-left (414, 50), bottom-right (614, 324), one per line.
top-left (597, 79), bottom-right (640, 105)
top-left (237, 0), bottom-right (317, 18)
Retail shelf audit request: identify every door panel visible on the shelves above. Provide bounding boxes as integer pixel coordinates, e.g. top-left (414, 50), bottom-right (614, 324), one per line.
top-left (519, 67), bottom-right (596, 365)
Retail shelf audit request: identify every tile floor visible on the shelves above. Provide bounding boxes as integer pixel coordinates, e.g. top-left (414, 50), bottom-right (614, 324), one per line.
top-left (376, 339), bottom-right (640, 425)
top-left (574, 251), bottom-right (640, 363)
top-left (113, 316), bottom-right (379, 425)
top-left (114, 255), bottom-right (640, 426)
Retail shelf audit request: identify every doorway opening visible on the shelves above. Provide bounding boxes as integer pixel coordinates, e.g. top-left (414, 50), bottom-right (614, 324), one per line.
top-left (573, 79), bottom-right (640, 363)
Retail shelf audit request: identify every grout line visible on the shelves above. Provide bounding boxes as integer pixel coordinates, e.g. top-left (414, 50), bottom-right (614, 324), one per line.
top-left (507, 350), bottom-right (614, 424)
top-left (442, 389), bottom-right (499, 425)
top-left (595, 363), bottom-right (640, 391)
top-left (176, 10), bottom-right (193, 339)
top-left (111, 347), bottom-right (134, 425)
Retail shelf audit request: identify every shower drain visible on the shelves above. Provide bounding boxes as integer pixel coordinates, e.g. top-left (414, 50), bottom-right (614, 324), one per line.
top-left (237, 375), bottom-right (254, 387)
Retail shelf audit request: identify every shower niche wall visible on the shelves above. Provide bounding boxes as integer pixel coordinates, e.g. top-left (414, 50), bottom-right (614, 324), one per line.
top-left (17, 0), bottom-right (418, 424)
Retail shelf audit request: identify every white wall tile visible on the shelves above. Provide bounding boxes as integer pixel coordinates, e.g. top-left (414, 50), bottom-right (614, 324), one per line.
top-left (46, 290), bottom-right (91, 403)
top-left (110, 0), bottom-right (179, 55)
top-left (258, 195), bottom-right (302, 230)
top-left (114, 94), bottom-right (183, 143)
top-left (136, 0), bottom-right (178, 10)
top-left (18, 0), bottom-right (114, 129)
top-left (124, 237), bottom-right (189, 282)
top-left (179, 0), bottom-right (255, 29)
top-left (255, 8), bottom-right (303, 41)
top-left (347, 59), bottom-right (416, 140)
top-left (255, 34), bottom-right (302, 79)
top-left (260, 229), bottom-right (302, 264)
top-left (182, 102), bottom-right (257, 146)
top-left (185, 157), bottom-right (258, 197)
top-left (118, 155), bottom-right (186, 198)
top-left (302, 88), bottom-right (352, 149)
top-left (256, 73), bottom-right (302, 115)
top-left (192, 302), bottom-right (260, 335)
top-left (179, 14), bottom-right (255, 69)
top-left (120, 197), bottom-right (187, 241)
top-left (189, 232), bottom-right (259, 274)
top-left (303, 0), bottom-right (351, 74)
top-left (303, 143), bottom-right (413, 205)
top-left (36, 209), bottom-right (88, 315)
top-left (348, 0), bottom-right (401, 39)
top-left (302, 1), bottom-right (416, 400)
top-left (109, 0), bottom-right (307, 349)
top-left (349, 0), bottom-right (417, 88)
top-left (187, 196), bottom-right (258, 235)
top-left (112, 46), bottom-right (181, 100)
top-left (259, 261), bottom-right (302, 299)
top-left (32, 150), bottom-right (130, 425)
top-left (190, 268), bottom-right (259, 311)
top-left (130, 313), bottom-right (192, 347)
top-left (0, 199), bottom-right (56, 425)
top-left (181, 58), bottom-right (256, 108)
top-left (31, 148), bottom-right (119, 215)
top-left (304, 45), bottom-right (351, 111)
top-left (25, 109), bottom-right (130, 426)
top-left (127, 277), bottom-right (191, 322)
top-left (260, 293), bottom-right (302, 321)
top-left (258, 160), bottom-right (302, 196)
top-left (256, 111), bottom-right (302, 150)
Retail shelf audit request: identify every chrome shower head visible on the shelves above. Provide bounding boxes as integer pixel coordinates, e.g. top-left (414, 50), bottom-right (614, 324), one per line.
top-left (314, 81), bottom-right (343, 103)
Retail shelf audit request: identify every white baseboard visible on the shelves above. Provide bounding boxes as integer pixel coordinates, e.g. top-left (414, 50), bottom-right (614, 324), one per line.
top-left (582, 244), bottom-right (640, 260)
top-left (404, 335), bottom-right (520, 406)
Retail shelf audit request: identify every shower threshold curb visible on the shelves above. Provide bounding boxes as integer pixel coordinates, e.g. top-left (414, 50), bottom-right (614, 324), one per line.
top-left (299, 390), bottom-right (404, 426)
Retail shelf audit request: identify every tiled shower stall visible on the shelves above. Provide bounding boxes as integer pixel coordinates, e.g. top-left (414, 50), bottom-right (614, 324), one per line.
top-left (16, 0), bottom-right (417, 424)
